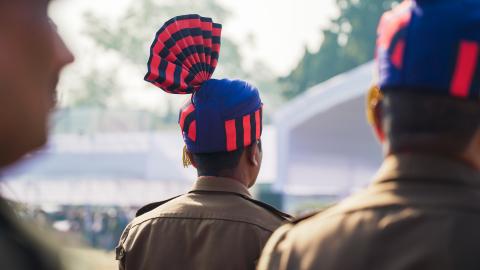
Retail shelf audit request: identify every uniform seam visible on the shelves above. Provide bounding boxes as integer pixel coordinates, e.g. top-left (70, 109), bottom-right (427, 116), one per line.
top-left (130, 215), bottom-right (276, 233)
top-left (315, 204), bottom-right (480, 223)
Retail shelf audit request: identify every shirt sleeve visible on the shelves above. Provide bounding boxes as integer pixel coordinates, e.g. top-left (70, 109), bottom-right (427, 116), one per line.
top-left (116, 223), bottom-right (132, 270)
top-left (257, 224), bottom-right (296, 270)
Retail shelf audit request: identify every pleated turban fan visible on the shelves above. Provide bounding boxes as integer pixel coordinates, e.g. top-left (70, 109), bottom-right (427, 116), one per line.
top-left (145, 15), bottom-right (263, 157)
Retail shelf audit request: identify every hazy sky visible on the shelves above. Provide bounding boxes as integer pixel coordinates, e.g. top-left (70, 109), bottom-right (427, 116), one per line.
top-left (49, 0), bottom-right (337, 109)
top-left (50, 0), bottom-right (336, 75)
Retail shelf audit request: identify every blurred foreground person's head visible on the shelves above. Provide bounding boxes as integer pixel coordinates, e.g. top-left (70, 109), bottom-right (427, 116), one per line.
top-left (368, 0), bottom-right (480, 169)
top-left (0, 0), bottom-right (74, 168)
top-left (0, 3), bottom-right (74, 270)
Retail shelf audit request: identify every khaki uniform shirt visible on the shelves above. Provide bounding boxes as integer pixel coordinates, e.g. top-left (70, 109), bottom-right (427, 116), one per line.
top-left (0, 198), bottom-right (63, 270)
top-left (258, 154), bottom-right (480, 270)
top-left (117, 177), bottom-right (290, 270)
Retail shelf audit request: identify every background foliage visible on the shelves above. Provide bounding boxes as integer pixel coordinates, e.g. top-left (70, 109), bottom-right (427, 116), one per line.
top-left (279, 0), bottom-right (397, 98)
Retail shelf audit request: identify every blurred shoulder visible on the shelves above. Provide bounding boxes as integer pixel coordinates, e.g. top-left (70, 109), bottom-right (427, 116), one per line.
top-left (0, 200), bottom-right (63, 270)
top-left (257, 206), bottom-right (341, 270)
top-left (275, 200), bottom-right (369, 242)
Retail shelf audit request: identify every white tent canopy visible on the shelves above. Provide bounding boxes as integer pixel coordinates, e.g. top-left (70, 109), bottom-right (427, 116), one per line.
top-left (274, 62), bottom-right (383, 196)
top-left (0, 128), bottom-right (277, 206)
top-left (0, 132), bottom-right (194, 206)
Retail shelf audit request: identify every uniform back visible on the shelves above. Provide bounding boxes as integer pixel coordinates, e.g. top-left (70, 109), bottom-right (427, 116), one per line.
top-left (118, 177), bottom-right (288, 270)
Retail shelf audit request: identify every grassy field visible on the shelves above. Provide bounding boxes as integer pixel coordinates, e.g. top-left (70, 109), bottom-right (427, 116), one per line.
top-left (63, 247), bottom-right (116, 270)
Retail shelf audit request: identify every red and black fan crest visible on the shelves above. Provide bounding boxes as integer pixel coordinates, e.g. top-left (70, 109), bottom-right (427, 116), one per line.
top-left (144, 14), bottom-right (222, 94)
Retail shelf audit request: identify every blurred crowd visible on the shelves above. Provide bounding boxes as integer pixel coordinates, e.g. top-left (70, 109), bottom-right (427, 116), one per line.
top-left (18, 204), bottom-right (136, 250)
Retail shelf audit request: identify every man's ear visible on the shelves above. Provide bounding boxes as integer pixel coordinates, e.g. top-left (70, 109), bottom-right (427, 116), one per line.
top-left (372, 101), bottom-right (386, 143)
top-left (247, 144), bottom-right (259, 167)
top-left (462, 128), bottom-right (480, 170)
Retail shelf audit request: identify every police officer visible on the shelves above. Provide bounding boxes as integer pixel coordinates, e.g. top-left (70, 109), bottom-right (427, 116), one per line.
top-left (258, 1), bottom-right (480, 269)
top-left (116, 15), bottom-right (291, 270)
top-left (0, 1), bottom-right (74, 269)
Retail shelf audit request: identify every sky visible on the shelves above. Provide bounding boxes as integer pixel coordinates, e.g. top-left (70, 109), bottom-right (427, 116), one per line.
top-left (49, 0), bottom-right (337, 109)
top-left (218, 0), bottom-right (337, 74)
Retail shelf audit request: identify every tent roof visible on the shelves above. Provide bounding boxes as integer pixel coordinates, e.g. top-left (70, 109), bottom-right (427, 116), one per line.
top-left (273, 62), bottom-right (382, 196)
top-left (3, 132), bottom-right (193, 182)
top-left (275, 62), bottom-right (374, 130)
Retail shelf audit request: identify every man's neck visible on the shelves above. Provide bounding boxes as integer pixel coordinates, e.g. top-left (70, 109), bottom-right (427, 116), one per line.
top-left (198, 173), bottom-right (251, 188)
top-left (387, 150), bottom-right (479, 171)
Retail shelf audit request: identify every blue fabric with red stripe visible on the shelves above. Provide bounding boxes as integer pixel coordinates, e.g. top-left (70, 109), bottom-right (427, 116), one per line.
top-left (186, 79), bottom-right (262, 153)
top-left (377, 0), bottom-right (480, 99)
top-left (145, 15), bottom-right (262, 153)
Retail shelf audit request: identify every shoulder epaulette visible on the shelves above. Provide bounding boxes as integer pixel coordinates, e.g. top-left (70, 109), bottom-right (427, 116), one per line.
top-left (135, 195), bottom-right (182, 217)
top-left (242, 197), bottom-right (293, 222)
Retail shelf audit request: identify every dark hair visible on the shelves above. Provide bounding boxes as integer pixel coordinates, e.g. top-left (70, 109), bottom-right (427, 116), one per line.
top-left (192, 141), bottom-right (262, 177)
top-left (381, 91), bottom-right (480, 154)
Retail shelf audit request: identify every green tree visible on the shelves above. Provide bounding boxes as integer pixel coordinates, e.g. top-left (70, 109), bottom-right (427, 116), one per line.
top-left (83, 0), bottom-right (249, 80)
top-left (281, 0), bottom-right (398, 99)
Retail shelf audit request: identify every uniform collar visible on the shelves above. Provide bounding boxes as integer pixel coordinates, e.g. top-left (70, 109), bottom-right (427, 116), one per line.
top-left (374, 153), bottom-right (480, 188)
top-left (191, 176), bottom-right (252, 198)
